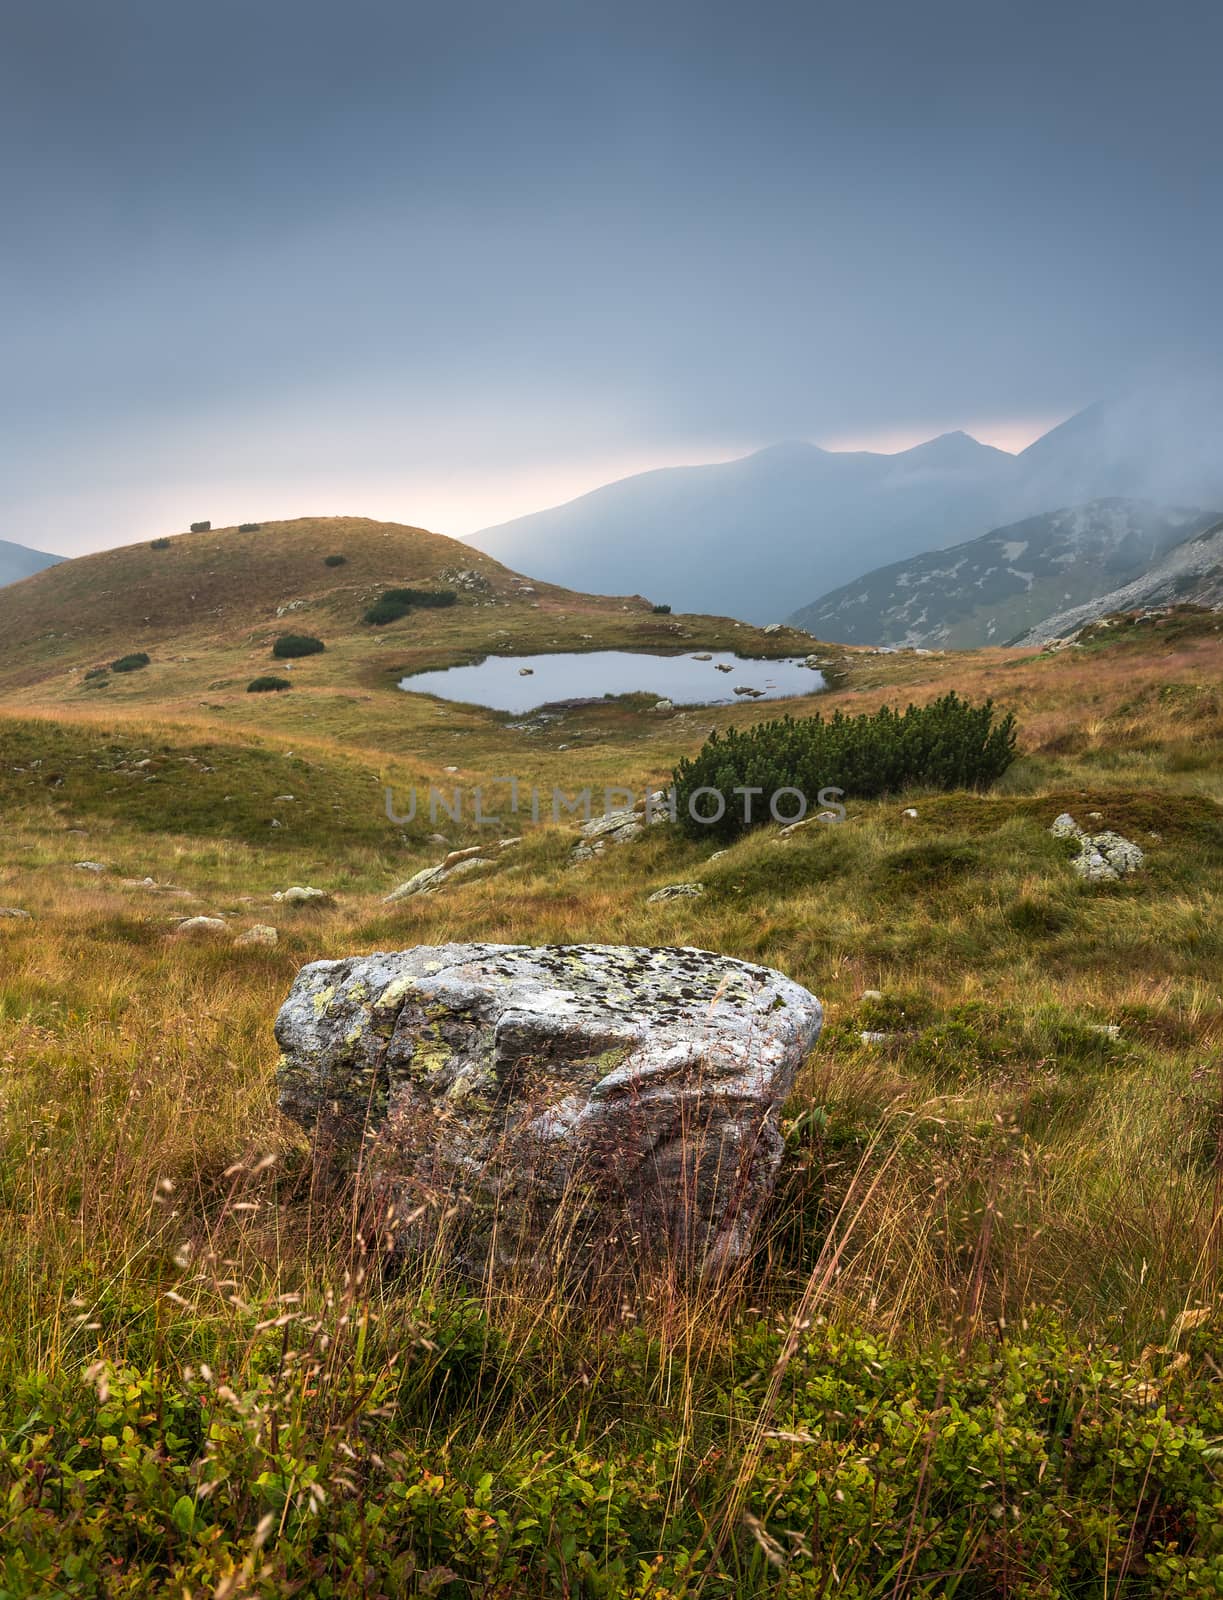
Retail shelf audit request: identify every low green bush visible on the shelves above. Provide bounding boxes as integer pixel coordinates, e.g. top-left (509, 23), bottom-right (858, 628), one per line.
top-left (110, 652), bottom-right (150, 673)
top-left (362, 586), bottom-right (457, 626)
top-left (652, 603), bottom-right (672, 614)
top-left (271, 634), bottom-right (325, 659)
top-left (323, 553), bottom-right (347, 567)
top-left (189, 520), bottom-right (210, 533)
top-left (149, 537), bottom-right (171, 550)
top-left (238, 522), bottom-right (261, 532)
top-left (82, 667), bottom-right (109, 681)
top-left (673, 691), bottom-right (1018, 842)
top-left (247, 675), bottom-right (292, 693)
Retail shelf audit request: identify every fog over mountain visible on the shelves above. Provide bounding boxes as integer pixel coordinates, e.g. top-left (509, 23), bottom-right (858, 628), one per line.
top-left (787, 500), bottom-right (1220, 649)
top-left (0, 538), bottom-right (62, 590)
top-left (469, 382), bottom-right (1223, 624)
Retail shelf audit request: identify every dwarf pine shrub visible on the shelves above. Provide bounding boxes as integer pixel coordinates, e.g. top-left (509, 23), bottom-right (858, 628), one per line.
top-left (673, 691), bottom-right (1017, 841)
top-left (362, 586), bottom-right (456, 625)
top-left (189, 520), bottom-right (210, 533)
top-left (150, 537), bottom-right (171, 550)
top-left (247, 675), bottom-right (292, 693)
top-left (271, 634), bottom-right (325, 659)
top-left (238, 522), bottom-right (261, 532)
top-left (110, 652), bottom-right (150, 673)
top-left (323, 553), bottom-right (347, 567)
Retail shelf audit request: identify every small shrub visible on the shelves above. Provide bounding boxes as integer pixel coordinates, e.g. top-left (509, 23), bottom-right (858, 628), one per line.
top-left (110, 652), bottom-right (150, 673)
top-left (271, 634), bottom-right (325, 659)
top-left (247, 675), bottom-right (292, 693)
top-left (238, 522), bottom-right (261, 532)
top-left (189, 520), bottom-right (210, 533)
top-left (363, 587), bottom-right (457, 626)
top-left (323, 554), bottom-right (347, 567)
top-left (83, 666), bottom-right (109, 681)
top-left (150, 537), bottom-right (171, 550)
top-left (673, 692), bottom-right (1018, 843)
top-left (652, 603), bottom-right (672, 614)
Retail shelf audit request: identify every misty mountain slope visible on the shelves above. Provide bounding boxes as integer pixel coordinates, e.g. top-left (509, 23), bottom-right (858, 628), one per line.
top-left (0, 537), bottom-right (62, 588)
top-left (468, 384), bottom-right (1223, 624)
top-left (785, 501), bottom-right (1219, 648)
top-left (470, 433), bottom-right (1021, 623)
top-left (1016, 517), bottom-right (1223, 644)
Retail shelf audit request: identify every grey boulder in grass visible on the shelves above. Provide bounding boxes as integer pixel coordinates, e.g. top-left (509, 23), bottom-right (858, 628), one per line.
top-left (274, 942), bottom-right (821, 1281)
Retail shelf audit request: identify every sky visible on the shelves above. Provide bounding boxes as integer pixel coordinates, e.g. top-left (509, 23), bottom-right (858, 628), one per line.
top-left (3, 0), bottom-right (1222, 558)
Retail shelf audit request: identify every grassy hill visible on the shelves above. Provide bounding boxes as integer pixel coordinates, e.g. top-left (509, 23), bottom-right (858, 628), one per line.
top-left (1, 524), bottom-right (1222, 1593)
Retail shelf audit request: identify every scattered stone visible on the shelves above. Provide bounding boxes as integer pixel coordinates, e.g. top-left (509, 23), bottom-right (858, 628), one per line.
top-left (1088, 1023), bottom-right (1122, 1040)
top-left (571, 792), bottom-right (670, 861)
top-left (236, 924), bottom-right (279, 947)
top-left (121, 877), bottom-right (159, 890)
top-left (0, 907), bottom-right (32, 920)
top-left (860, 1031), bottom-right (891, 1045)
top-left (860, 989), bottom-right (883, 1001)
top-left (74, 861), bottom-right (108, 873)
top-left (692, 653), bottom-right (713, 661)
top-left (715, 662), bottom-right (733, 672)
top-left (442, 845), bottom-right (486, 871)
top-left (274, 942), bottom-right (823, 1281)
top-left (518, 667), bottom-right (534, 676)
top-left (172, 916), bottom-right (228, 939)
top-left (763, 623), bottom-right (784, 634)
top-left (653, 699), bottom-right (675, 715)
top-left (1051, 815), bottom-right (1145, 882)
top-left (647, 883), bottom-right (706, 903)
top-left (901, 808), bottom-right (918, 819)
top-left (273, 886), bottom-right (334, 907)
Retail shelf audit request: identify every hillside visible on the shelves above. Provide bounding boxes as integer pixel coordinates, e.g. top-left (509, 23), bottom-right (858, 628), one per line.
top-left (1017, 515), bottom-right (1223, 644)
top-left (1, 604), bottom-right (1221, 1593)
top-left (469, 383), bottom-right (1223, 624)
top-left (786, 498), bottom-right (1219, 647)
top-left (0, 535), bottom-right (62, 588)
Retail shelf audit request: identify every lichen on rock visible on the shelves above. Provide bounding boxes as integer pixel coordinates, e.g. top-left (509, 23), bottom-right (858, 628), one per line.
top-left (274, 942), bottom-right (822, 1283)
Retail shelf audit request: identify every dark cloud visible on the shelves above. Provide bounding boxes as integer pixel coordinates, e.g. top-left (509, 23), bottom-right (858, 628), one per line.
top-left (3, 0), bottom-right (1221, 553)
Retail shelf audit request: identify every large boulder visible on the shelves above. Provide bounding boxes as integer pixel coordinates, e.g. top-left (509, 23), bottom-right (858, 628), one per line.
top-left (274, 943), bottom-right (821, 1283)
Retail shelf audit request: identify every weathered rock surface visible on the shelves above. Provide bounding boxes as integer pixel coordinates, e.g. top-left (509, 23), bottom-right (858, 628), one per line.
top-left (275, 942), bottom-right (822, 1281)
top-left (647, 883), bottom-right (705, 903)
top-left (0, 907), bottom-right (32, 920)
top-left (571, 792), bottom-right (670, 862)
top-left (236, 923), bottom-right (279, 947)
top-left (1050, 813), bottom-right (1145, 883)
top-left (172, 915), bottom-right (228, 939)
top-left (273, 886), bottom-right (334, 907)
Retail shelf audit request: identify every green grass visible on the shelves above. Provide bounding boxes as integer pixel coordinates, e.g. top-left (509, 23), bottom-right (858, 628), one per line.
top-left (0, 597), bottom-right (1221, 1593)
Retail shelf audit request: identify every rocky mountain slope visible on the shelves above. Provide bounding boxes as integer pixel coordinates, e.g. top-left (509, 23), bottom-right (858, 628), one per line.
top-left (0, 536), bottom-right (62, 588)
top-left (1016, 516), bottom-right (1223, 644)
top-left (785, 499), bottom-right (1219, 648)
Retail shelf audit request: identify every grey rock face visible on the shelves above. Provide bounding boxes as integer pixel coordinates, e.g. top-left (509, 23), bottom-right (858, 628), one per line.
top-left (647, 883), bottom-right (705, 903)
top-left (1049, 814), bottom-right (1145, 883)
top-left (274, 942), bottom-right (822, 1282)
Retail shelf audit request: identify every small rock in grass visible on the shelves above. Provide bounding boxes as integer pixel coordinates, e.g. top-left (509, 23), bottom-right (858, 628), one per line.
top-left (901, 807), bottom-right (918, 819)
top-left (860, 988), bottom-right (883, 1001)
top-left (647, 882), bottom-right (705, 903)
top-left (860, 1030), bottom-right (891, 1045)
top-left (273, 886), bottom-right (334, 907)
top-left (173, 916), bottom-right (228, 939)
top-left (236, 924), bottom-right (278, 947)
top-left (0, 907), bottom-right (32, 920)
top-left (74, 861), bottom-right (108, 873)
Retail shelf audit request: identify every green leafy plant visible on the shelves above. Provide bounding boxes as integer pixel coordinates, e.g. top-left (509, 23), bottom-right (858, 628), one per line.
top-left (271, 634), bottom-right (325, 659)
top-left (673, 691), bottom-right (1018, 841)
top-left (247, 675), bottom-right (293, 693)
top-left (149, 537), bottom-right (171, 550)
top-left (110, 652), bottom-right (150, 673)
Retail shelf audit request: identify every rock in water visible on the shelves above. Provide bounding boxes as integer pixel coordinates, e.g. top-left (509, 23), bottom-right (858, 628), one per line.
top-left (274, 942), bottom-right (821, 1282)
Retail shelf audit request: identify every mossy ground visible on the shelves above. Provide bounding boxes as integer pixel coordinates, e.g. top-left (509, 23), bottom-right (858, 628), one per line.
top-left (0, 555), bottom-right (1221, 1594)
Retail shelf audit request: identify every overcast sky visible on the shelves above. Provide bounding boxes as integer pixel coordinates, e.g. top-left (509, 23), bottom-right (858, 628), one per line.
top-left (3, 0), bottom-right (1221, 557)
